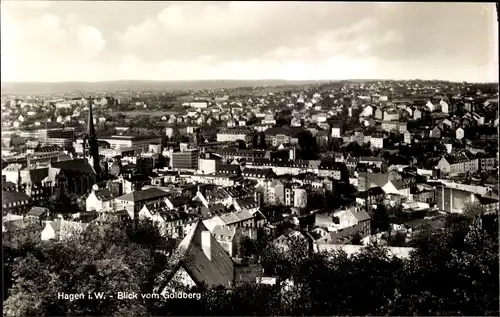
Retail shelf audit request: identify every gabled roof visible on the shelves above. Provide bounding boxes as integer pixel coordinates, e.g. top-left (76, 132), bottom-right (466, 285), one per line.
top-left (117, 187), bottom-right (170, 202)
top-left (168, 195), bottom-right (191, 208)
top-left (219, 209), bottom-right (255, 225)
top-left (21, 167), bottom-right (49, 184)
top-left (2, 181), bottom-right (16, 190)
top-left (2, 190), bottom-right (30, 204)
top-left (218, 164), bottom-right (241, 174)
top-left (158, 220), bottom-right (234, 289)
top-left (241, 168), bottom-right (274, 178)
top-left (348, 208), bottom-right (371, 222)
top-left (51, 159), bottom-right (96, 175)
top-left (212, 225), bottom-right (238, 242)
top-left (27, 206), bottom-right (50, 217)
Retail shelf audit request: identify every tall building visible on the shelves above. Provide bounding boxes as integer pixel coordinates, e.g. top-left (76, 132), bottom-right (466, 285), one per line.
top-left (38, 127), bottom-right (75, 145)
top-left (172, 149), bottom-right (199, 171)
top-left (83, 97), bottom-right (101, 181)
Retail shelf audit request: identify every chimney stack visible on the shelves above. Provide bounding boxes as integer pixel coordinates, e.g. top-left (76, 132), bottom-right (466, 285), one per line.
top-left (201, 230), bottom-right (212, 261)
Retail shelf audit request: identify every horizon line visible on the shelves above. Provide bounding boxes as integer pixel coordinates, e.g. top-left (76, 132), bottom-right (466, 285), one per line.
top-left (2, 78), bottom-right (498, 85)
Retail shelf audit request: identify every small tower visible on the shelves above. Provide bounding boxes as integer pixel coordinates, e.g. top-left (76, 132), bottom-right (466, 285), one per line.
top-left (83, 96), bottom-right (102, 181)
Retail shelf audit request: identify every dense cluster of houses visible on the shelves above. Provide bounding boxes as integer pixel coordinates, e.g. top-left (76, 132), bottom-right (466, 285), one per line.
top-left (2, 81), bottom-right (498, 292)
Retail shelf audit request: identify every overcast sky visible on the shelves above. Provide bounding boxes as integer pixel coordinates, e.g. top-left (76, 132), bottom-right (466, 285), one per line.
top-left (1, 1), bottom-right (498, 83)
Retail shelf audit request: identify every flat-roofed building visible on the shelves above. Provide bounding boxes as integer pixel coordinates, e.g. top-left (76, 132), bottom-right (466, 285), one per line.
top-left (172, 149), bottom-right (199, 171)
top-left (38, 128), bottom-right (75, 143)
top-left (98, 135), bottom-right (162, 152)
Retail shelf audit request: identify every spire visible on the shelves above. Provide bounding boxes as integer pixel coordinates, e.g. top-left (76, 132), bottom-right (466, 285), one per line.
top-left (85, 95), bottom-right (101, 181)
top-left (87, 96), bottom-right (96, 137)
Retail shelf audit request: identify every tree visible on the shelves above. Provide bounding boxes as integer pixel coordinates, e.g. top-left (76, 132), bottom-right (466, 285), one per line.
top-left (3, 221), bottom-right (170, 316)
top-left (9, 134), bottom-right (26, 148)
top-left (387, 231), bottom-right (407, 247)
top-left (351, 232), bottom-right (363, 245)
top-left (238, 236), bottom-right (257, 258)
top-left (4, 205), bottom-right (498, 316)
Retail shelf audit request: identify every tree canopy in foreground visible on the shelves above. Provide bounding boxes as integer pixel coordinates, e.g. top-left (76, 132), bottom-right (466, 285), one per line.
top-left (3, 205), bottom-right (499, 316)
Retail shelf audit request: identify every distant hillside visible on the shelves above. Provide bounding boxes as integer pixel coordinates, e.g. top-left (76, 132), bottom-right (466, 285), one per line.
top-left (0, 80), bottom-right (333, 95)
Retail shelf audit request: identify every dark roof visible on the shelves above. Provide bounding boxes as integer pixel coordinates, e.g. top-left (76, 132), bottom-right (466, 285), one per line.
top-left (329, 225), bottom-right (360, 243)
top-left (22, 167), bottom-right (49, 184)
top-left (2, 181), bottom-right (17, 190)
top-left (349, 209), bottom-right (371, 222)
top-left (218, 164), bottom-right (241, 174)
top-left (357, 186), bottom-right (385, 198)
top-left (168, 196), bottom-right (191, 208)
top-left (2, 190), bottom-right (30, 204)
top-left (157, 220), bottom-right (234, 290)
top-left (475, 195), bottom-right (499, 205)
top-left (51, 159), bottom-right (96, 175)
top-left (241, 168), bottom-right (275, 178)
top-left (235, 198), bottom-right (259, 209)
top-left (200, 203), bottom-right (226, 218)
top-left (117, 187), bottom-right (170, 202)
top-left (27, 206), bottom-right (50, 217)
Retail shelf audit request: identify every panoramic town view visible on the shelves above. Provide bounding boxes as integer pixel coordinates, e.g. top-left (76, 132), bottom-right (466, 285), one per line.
top-left (1, 2), bottom-right (499, 316)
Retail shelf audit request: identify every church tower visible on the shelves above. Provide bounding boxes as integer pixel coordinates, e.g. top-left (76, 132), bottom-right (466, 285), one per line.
top-left (84, 96), bottom-right (101, 181)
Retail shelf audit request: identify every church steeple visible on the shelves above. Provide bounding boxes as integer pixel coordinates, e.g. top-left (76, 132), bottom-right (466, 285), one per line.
top-left (87, 96), bottom-right (96, 137)
top-left (85, 96), bottom-right (101, 181)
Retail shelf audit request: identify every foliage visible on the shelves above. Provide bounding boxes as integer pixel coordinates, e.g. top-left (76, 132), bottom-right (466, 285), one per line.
top-left (4, 206), bottom-right (498, 316)
top-left (3, 220), bottom-right (170, 317)
top-left (9, 134), bottom-right (26, 148)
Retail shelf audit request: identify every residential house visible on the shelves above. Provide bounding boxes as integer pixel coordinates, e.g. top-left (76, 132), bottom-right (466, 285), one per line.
top-left (218, 209), bottom-right (267, 229)
top-left (436, 152), bottom-right (479, 176)
top-left (360, 105), bottom-right (374, 117)
top-left (284, 187), bottom-right (308, 208)
top-left (370, 134), bottom-right (386, 149)
top-left (331, 121), bottom-right (344, 138)
top-left (155, 220), bottom-right (235, 294)
top-left (138, 202), bottom-right (198, 238)
top-left (413, 109), bottom-right (422, 120)
top-left (404, 131), bottom-right (412, 144)
top-left (86, 186), bottom-right (115, 212)
top-left (355, 187), bottom-right (385, 206)
top-left (41, 219), bottom-right (88, 241)
top-left (476, 154), bottom-right (497, 171)
top-left (114, 187), bottom-right (171, 219)
top-left (471, 112), bottom-right (485, 125)
top-left (290, 117), bottom-right (302, 127)
top-left (314, 206), bottom-right (371, 242)
top-left (425, 101), bottom-right (436, 112)
top-left (382, 179), bottom-right (412, 198)
top-left (440, 100), bottom-right (449, 113)
top-left (273, 229), bottom-right (315, 254)
top-left (233, 197), bottom-right (260, 213)
top-left (456, 127), bottom-right (465, 140)
top-left (430, 126), bottom-right (441, 139)
top-left (2, 188), bottom-right (31, 216)
top-left (383, 109), bottom-right (400, 121)
top-left (212, 225), bottom-right (242, 257)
